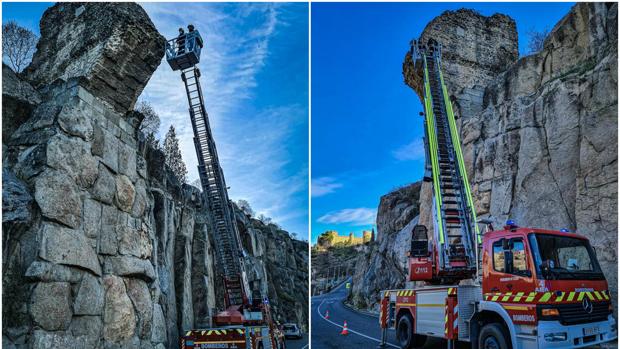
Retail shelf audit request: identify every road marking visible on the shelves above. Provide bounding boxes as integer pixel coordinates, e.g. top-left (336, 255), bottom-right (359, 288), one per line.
top-left (316, 300), bottom-right (399, 348)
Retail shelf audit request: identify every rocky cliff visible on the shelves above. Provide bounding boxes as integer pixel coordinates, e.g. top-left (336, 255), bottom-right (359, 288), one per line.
top-left (2, 3), bottom-right (308, 348)
top-left (350, 182), bottom-right (421, 310)
top-left (353, 3), bottom-right (618, 311)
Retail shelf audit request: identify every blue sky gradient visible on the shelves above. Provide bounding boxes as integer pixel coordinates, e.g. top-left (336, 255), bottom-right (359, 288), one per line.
top-left (311, 2), bottom-right (575, 244)
top-left (3, 2), bottom-right (309, 240)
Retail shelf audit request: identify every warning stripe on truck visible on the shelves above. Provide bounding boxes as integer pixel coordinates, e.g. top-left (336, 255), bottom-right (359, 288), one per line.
top-left (393, 288), bottom-right (457, 297)
top-left (483, 290), bottom-right (610, 303)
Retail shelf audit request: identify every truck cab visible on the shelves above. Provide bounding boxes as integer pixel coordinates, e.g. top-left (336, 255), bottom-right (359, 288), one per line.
top-left (478, 224), bottom-right (616, 348)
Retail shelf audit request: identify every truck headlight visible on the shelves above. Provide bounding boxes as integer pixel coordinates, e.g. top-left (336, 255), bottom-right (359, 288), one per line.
top-left (544, 332), bottom-right (567, 342)
top-left (541, 309), bottom-right (559, 317)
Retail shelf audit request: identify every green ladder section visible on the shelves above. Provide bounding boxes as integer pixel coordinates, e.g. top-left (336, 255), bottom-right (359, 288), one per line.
top-left (414, 40), bottom-right (480, 277)
top-left (438, 67), bottom-right (481, 244)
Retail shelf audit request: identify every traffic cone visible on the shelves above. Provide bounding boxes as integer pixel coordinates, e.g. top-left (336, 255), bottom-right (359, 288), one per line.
top-left (325, 310), bottom-right (330, 319)
top-left (340, 321), bottom-right (349, 335)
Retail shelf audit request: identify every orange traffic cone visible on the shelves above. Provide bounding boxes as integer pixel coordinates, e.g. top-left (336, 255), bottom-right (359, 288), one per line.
top-left (325, 310), bottom-right (330, 319)
top-left (340, 321), bottom-right (349, 335)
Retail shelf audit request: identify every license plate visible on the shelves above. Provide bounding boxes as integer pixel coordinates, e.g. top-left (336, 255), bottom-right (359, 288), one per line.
top-left (583, 326), bottom-right (600, 336)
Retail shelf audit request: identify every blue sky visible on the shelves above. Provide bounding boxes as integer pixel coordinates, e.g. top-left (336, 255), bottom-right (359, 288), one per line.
top-left (3, 2), bottom-right (309, 240)
top-left (311, 2), bottom-right (575, 244)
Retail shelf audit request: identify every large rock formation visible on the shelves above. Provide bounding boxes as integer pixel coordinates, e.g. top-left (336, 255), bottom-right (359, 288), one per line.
top-left (353, 3), bottom-right (618, 311)
top-left (237, 212), bottom-right (309, 331)
top-left (350, 182), bottom-right (421, 309)
top-left (23, 3), bottom-right (165, 113)
top-left (2, 3), bottom-right (308, 348)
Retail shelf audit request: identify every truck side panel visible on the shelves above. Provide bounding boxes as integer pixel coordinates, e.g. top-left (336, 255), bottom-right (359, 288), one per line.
top-left (415, 289), bottom-right (448, 337)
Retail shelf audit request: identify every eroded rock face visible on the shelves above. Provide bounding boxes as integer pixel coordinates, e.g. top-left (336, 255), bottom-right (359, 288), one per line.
top-left (350, 182), bottom-right (421, 310)
top-left (236, 211), bottom-right (310, 331)
top-left (23, 3), bottom-right (165, 113)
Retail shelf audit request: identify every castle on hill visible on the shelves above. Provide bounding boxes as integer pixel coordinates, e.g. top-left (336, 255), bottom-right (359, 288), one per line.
top-left (317, 229), bottom-right (375, 247)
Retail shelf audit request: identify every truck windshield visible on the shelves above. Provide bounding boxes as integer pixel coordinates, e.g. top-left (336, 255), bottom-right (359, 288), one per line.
top-left (528, 233), bottom-right (604, 280)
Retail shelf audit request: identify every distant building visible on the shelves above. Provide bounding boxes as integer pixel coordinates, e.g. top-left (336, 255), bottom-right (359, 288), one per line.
top-left (316, 229), bottom-right (375, 248)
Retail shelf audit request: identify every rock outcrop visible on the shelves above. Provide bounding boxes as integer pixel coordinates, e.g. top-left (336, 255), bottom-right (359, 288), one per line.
top-left (237, 212), bottom-right (309, 331)
top-left (2, 3), bottom-right (308, 348)
top-left (353, 3), bottom-right (618, 311)
top-left (350, 182), bottom-right (421, 310)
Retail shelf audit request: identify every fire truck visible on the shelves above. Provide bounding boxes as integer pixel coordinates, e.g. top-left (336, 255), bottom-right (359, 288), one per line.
top-left (377, 40), bottom-right (617, 349)
top-left (166, 26), bottom-right (286, 349)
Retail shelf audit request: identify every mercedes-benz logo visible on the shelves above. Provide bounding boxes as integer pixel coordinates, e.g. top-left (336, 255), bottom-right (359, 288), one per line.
top-left (582, 297), bottom-right (594, 314)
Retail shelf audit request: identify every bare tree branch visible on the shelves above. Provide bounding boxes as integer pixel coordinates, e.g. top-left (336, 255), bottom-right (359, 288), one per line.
top-left (2, 20), bottom-right (38, 72)
top-left (526, 27), bottom-right (550, 54)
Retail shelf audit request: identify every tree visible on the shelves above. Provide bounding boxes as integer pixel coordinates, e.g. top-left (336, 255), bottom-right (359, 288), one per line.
top-left (163, 125), bottom-right (188, 183)
top-left (2, 20), bottom-right (38, 72)
top-left (190, 178), bottom-right (202, 190)
top-left (237, 199), bottom-right (254, 217)
top-left (257, 214), bottom-right (272, 225)
top-left (136, 101), bottom-right (161, 137)
top-left (527, 27), bottom-right (550, 54)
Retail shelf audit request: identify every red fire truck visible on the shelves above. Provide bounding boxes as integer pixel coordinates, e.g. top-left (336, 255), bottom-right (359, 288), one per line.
top-left (378, 40), bottom-right (617, 349)
top-left (166, 27), bottom-right (286, 349)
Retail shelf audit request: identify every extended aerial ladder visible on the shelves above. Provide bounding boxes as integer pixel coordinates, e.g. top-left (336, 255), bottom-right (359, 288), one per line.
top-left (409, 39), bottom-right (481, 283)
top-left (167, 27), bottom-right (285, 349)
top-left (166, 27), bottom-right (250, 317)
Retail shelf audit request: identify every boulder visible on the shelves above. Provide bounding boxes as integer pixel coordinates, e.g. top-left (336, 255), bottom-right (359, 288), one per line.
top-left (31, 330), bottom-right (97, 349)
top-left (92, 163), bottom-right (116, 204)
top-left (25, 261), bottom-right (86, 283)
top-left (103, 256), bottom-right (155, 282)
top-left (118, 224), bottom-right (152, 259)
top-left (29, 282), bottom-right (72, 331)
top-left (39, 223), bottom-right (102, 276)
top-left (103, 275), bottom-right (136, 342)
top-left (74, 274), bottom-right (105, 315)
top-left (99, 204), bottom-right (119, 255)
top-left (124, 278), bottom-right (153, 339)
top-left (35, 170), bottom-right (82, 228)
top-left (115, 174), bottom-right (136, 213)
top-left (46, 133), bottom-right (99, 188)
top-left (84, 198), bottom-right (102, 240)
top-left (70, 315), bottom-right (103, 338)
top-left (57, 98), bottom-right (94, 141)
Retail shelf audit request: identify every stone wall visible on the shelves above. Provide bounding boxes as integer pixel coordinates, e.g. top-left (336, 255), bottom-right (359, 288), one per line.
top-left (2, 3), bottom-right (308, 348)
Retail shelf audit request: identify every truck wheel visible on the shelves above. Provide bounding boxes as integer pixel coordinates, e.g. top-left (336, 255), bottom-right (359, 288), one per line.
top-left (478, 323), bottom-right (510, 349)
top-left (396, 314), bottom-right (427, 349)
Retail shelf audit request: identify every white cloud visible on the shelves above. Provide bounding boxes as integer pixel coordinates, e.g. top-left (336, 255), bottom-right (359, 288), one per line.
top-left (392, 138), bottom-right (426, 161)
top-left (138, 3), bottom-right (308, 236)
top-left (311, 177), bottom-right (343, 197)
top-left (317, 208), bottom-right (377, 226)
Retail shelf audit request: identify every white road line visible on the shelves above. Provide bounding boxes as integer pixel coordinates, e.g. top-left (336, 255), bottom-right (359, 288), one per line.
top-left (301, 344), bottom-right (308, 349)
top-left (316, 300), bottom-right (399, 348)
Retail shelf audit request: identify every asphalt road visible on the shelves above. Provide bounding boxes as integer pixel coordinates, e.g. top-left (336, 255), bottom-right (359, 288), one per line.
top-left (285, 333), bottom-right (308, 349)
top-left (310, 278), bottom-right (408, 349)
top-left (311, 279), bottom-right (616, 349)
